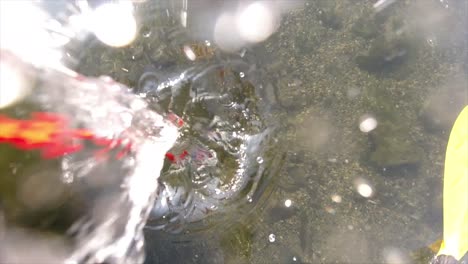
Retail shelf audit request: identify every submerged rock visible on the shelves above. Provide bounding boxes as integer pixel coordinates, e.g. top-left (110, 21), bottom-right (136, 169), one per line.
top-left (355, 36), bottom-right (411, 74)
top-left (355, 9), bottom-right (419, 76)
top-left (368, 121), bottom-right (423, 170)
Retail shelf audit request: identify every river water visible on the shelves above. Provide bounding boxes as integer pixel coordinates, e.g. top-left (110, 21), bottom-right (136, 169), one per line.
top-left (1, 0), bottom-right (467, 263)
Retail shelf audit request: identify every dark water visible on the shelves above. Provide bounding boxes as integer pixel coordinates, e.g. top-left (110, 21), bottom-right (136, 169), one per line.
top-left (1, 0), bottom-right (467, 263)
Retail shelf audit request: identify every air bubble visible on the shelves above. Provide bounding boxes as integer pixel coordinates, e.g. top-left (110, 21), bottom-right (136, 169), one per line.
top-left (62, 172), bottom-right (74, 184)
top-left (268, 233), bottom-right (276, 242)
top-left (256, 157), bottom-right (264, 164)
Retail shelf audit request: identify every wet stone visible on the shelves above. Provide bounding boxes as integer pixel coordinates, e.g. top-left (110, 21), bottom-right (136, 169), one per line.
top-left (355, 36), bottom-right (412, 74)
top-left (367, 121), bottom-right (424, 170)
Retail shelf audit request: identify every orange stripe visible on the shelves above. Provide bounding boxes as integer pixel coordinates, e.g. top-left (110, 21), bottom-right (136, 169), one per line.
top-left (0, 112), bottom-right (133, 160)
top-left (0, 121), bottom-right (20, 139)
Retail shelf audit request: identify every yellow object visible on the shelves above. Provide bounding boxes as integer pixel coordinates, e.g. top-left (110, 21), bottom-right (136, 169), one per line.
top-left (437, 106), bottom-right (468, 260)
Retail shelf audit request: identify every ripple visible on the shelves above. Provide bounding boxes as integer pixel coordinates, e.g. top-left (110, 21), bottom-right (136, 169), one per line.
top-left (141, 60), bottom-right (283, 234)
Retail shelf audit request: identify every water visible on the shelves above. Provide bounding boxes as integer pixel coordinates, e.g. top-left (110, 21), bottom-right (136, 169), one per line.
top-left (1, 1), bottom-right (284, 262)
top-left (137, 59), bottom-right (283, 234)
top-left (0, 54), bottom-right (178, 263)
top-left (1, 0), bottom-right (467, 263)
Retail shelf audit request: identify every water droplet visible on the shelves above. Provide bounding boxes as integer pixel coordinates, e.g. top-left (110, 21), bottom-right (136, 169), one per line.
top-left (331, 194), bottom-right (342, 203)
top-left (354, 178), bottom-right (374, 198)
top-left (357, 183), bottom-right (373, 198)
top-left (359, 115), bottom-right (378, 133)
top-left (427, 38), bottom-right (436, 47)
top-left (183, 45), bottom-right (197, 61)
top-left (268, 233), bottom-right (276, 242)
top-left (142, 30), bottom-right (152, 38)
top-left (256, 157), bottom-right (264, 164)
top-left (136, 240), bottom-right (144, 251)
top-left (239, 48), bottom-right (247, 57)
top-left (63, 172), bottom-right (74, 184)
top-left (293, 256), bottom-right (297, 262)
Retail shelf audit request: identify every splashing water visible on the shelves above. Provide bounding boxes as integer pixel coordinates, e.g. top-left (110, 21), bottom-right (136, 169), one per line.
top-left (140, 60), bottom-right (283, 234)
top-left (0, 52), bottom-right (178, 263)
top-left (0, 53), bottom-right (282, 262)
top-left (0, 1), bottom-right (284, 262)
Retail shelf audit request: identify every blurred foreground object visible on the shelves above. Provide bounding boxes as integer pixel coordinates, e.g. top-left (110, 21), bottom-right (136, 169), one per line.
top-left (0, 58), bottom-right (32, 108)
top-left (0, 112), bottom-right (132, 159)
top-left (88, 1), bottom-right (137, 47)
top-left (171, 0), bottom-right (304, 52)
top-left (0, 50), bottom-right (178, 263)
top-left (432, 106), bottom-right (468, 263)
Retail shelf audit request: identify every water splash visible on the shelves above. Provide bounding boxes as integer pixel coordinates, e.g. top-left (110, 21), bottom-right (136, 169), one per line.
top-left (141, 60), bottom-right (283, 234)
top-left (0, 2), bottom-right (284, 262)
top-left (0, 53), bottom-right (178, 264)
